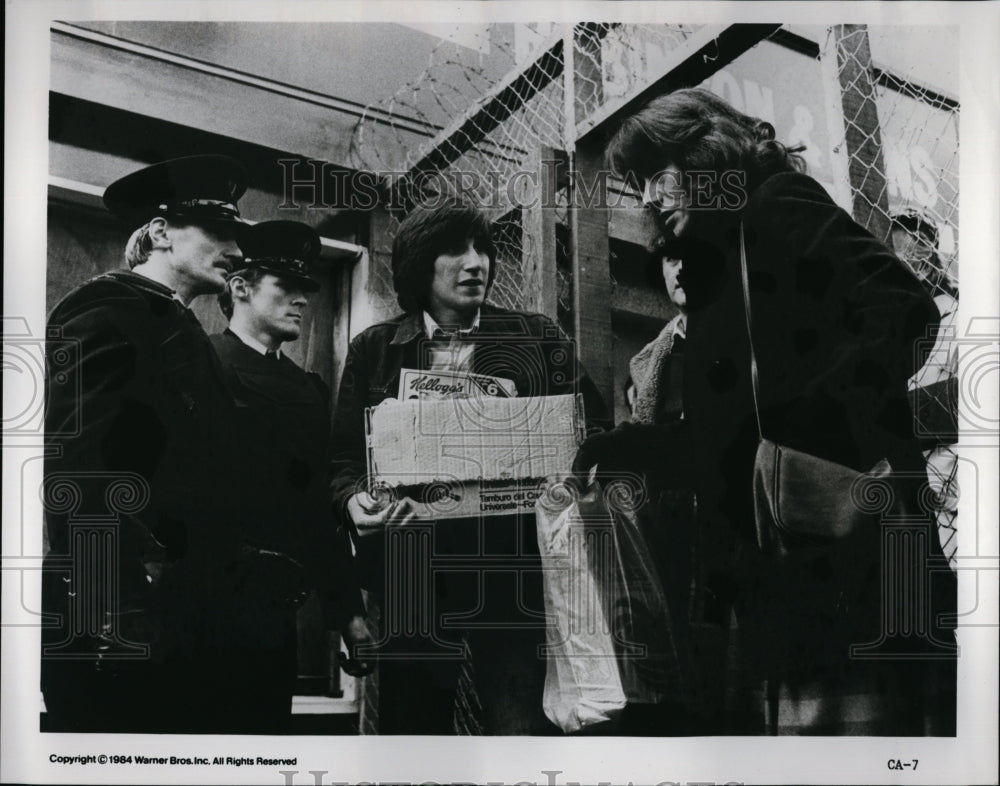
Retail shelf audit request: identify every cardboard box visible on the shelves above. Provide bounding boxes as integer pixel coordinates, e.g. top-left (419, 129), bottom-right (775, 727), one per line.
top-left (365, 393), bottom-right (583, 519)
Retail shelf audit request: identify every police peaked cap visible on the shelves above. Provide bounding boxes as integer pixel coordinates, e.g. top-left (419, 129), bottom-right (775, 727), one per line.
top-left (234, 220), bottom-right (322, 292)
top-left (103, 155), bottom-right (249, 229)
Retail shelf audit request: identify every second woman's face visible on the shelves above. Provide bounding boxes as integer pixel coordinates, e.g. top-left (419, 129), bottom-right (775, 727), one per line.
top-left (661, 256), bottom-right (686, 310)
top-left (642, 164), bottom-right (690, 238)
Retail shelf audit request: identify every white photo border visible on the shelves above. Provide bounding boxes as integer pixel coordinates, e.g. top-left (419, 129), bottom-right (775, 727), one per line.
top-left (4, 2), bottom-right (998, 785)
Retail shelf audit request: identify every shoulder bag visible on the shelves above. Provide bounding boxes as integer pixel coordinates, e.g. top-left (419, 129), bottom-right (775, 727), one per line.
top-left (738, 223), bottom-right (893, 556)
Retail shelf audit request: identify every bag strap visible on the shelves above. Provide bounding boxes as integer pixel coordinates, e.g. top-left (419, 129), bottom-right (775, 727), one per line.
top-left (738, 222), bottom-right (764, 441)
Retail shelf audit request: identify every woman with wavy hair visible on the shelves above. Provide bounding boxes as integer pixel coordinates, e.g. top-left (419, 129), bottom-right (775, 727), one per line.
top-left (575, 88), bottom-right (955, 735)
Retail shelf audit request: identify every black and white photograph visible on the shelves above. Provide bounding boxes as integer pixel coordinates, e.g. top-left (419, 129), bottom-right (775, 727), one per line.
top-left (3, 1), bottom-right (998, 784)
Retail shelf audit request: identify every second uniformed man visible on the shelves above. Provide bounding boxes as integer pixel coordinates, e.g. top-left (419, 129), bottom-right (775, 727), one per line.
top-left (211, 220), bottom-right (373, 732)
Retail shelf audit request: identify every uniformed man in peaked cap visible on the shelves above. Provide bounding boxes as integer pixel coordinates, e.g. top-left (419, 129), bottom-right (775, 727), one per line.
top-left (42, 155), bottom-right (299, 733)
top-left (210, 221), bottom-right (373, 731)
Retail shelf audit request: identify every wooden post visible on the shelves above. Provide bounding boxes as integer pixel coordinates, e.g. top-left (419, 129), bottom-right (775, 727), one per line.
top-left (833, 24), bottom-right (892, 243)
top-left (351, 208), bottom-right (400, 340)
top-left (521, 146), bottom-right (559, 319)
top-left (572, 140), bottom-right (614, 409)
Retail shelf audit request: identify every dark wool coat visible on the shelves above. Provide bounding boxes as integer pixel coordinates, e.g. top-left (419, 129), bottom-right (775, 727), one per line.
top-left (210, 329), bottom-right (364, 629)
top-left (684, 172), bottom-right (939, 531)
top-left (676, 172), bottom-right (954, 692)
top-left (42, 270), bottom-right (252, 731)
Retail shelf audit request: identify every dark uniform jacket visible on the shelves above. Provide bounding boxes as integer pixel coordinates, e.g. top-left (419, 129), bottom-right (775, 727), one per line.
top-left (210, 329), bottom-right (364, 629)
top-left (42, 270), bottom-right (249, 728)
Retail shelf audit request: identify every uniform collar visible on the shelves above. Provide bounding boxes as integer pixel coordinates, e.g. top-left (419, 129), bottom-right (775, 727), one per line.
top-left (105, 269), bottom-right (181, 302)
top-left (227, 326), bottom-right (280, 358)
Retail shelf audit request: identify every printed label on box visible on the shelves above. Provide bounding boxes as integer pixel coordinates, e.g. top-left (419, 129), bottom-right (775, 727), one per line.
top-left (394, 478), bottom-right (551, 519)
top-left (397, 368), bottom-right (517, 400)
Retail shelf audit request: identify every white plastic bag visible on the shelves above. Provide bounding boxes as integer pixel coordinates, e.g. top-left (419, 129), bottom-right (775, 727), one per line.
top-left (535, 483), bottom-right (626, 733)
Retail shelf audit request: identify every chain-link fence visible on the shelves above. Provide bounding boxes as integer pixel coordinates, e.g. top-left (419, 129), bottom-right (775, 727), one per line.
top-left (821, 25), bottom-right (959, 564)
top-left (827, 25), bottom-right (959, 295)
top-left (572, 23), bottom-right (699, 126)
top-left (348, 23), bottom-right (703, 332)
top-left (349, 23), bottom-right (960, 576)
top-left (349, 24), bottom-right (566, 317)
top-left (349, 24), bottom-right (955, 305)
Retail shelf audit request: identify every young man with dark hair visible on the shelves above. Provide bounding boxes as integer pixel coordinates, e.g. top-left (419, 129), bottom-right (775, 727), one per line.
top-left (330, 196), bottom-right (609, 734)
top-left (388, 197), bottom-right (498, 319)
